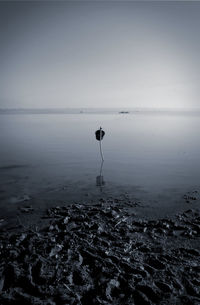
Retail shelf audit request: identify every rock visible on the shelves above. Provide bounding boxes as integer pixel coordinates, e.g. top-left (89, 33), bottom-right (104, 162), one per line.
top-left (186, 249), bottom-right (200, 256)
top-left (184, 209), bottom-right (194, 214)
top-left (19, 206), bottom-right (34, 213)
top-left (0, 202), bottom-right (200, 304)
top-left (143, 264), bottom-right (155, 275)
top-left (133, 290), bottom-right (152, 305)
top-left (185, 279), bottom-right (200, 297)
top-left (172, 279), bottom-right (183, 291)
top-left (155, 281), bottom-right (172, 293)
top-left (138, 245), bottom-right (151, 253)
top-left (147, 257), bottom-right (165, 270)
top-left (0, 276), bottom-right (4, 292)
top-left (3, 263), bottom-right (22, 289)
top-left (181, 295), bottom-right (200, 305)
top-left (136, 284), bottom-right (161, 303)
top-left (106, 279), bottom-right (120, 301)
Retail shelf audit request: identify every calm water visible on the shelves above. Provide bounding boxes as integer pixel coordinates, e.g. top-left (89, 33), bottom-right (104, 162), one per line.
top-left (0, 111), bottom-right (200, 214)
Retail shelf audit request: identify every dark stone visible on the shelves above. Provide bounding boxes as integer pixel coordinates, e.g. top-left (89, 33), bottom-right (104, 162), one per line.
top-left (185, 279), bottom-right (200, 297)
top-left (133, 290), bottom-right (152, 305)
top-left (147, 257), bottom-right (165, 270)
top-left (155, 281), bottom-right (172, 293)
top-left (136, 284), bottom-right (161, 303)
top-left (186, 249), bottom-right (199, 256)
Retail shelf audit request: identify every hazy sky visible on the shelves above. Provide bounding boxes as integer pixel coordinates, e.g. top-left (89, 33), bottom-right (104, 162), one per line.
top-left (1, 1), bottom-right (200, 109)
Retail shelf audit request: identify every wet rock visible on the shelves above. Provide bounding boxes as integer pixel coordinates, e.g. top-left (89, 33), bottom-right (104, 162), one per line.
top-left (184, 279), bottom-right (200, 297)
top-left (138, 284), bottom-right (161, 303)
top-left (133, 290), bottom-right (153, 305)
top-left (9, 248), bottom-right (20, 259)
top-left (10, 195), bottom-right (31, 204)
top-left (0, 219), bottom-right (5, 227)
top-left (0, 276), bottom-right (4, 292)
top-left (138, 245), bottom-right (151, 253)
top-left (186, 249), bottom-right (199, 256)
top-left (172, 278), bottom-right (183, 291)
top-left (81, 289), bottom-right (99, 305)
top-left (3, 263), bottom-right (22, 289)
top-left (105, 278), bottom-right (120, 301)
top-left (155, 281), bottom-right (172, 293)
top-left (0, 202), bottom-right (200, 304)
top-left (183, 192), bottom-right (198, 203)
top-left (147, 257), bottom-right (165, 270)
top-left (181, 295), bottom-right (200, 305)
top-left (143, 264), bottom-right (156, 275)
top-left (19, 206), bottom-right (34, 213)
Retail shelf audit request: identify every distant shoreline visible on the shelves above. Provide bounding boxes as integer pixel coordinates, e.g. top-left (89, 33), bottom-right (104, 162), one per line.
top-left (1, 108), bottom-right (200, 115)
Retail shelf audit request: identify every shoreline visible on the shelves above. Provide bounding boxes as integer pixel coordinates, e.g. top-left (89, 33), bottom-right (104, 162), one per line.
top-left (0, 199), bottom-right (200, 305)
top-left (1, 186), bottom-right (200, 229)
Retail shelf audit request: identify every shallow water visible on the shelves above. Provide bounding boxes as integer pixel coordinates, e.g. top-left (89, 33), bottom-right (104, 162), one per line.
top-left (0, 110), bottom-right (200, 214)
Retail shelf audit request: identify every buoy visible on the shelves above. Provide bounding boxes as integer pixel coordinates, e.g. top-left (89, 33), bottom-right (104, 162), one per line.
top-left (95, 127), bottom-right (105, 141)
top-left (95, 127), bottom-right (105, 161)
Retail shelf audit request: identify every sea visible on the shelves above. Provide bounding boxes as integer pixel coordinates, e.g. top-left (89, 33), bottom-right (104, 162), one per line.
top-left (1, 108), bottom-right (200, 217)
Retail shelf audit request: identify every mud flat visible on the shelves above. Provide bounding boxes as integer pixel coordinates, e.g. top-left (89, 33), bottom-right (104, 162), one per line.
top-left (0, 200), bottom-right (200, 305)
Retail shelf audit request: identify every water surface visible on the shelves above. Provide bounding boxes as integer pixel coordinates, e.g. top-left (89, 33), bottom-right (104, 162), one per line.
top-left (1, 110), bottom-right (200, 216)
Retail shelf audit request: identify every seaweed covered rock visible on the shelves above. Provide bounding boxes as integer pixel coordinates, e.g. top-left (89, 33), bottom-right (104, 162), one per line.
top-left (0, 202), bottom-right (200, 304)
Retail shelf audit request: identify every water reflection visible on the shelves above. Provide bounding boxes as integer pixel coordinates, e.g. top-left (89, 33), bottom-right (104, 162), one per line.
top-left (96, 160), bottom-right (105, 191)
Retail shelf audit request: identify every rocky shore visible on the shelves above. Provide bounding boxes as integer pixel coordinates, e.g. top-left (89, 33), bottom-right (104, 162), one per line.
top-left (0, 200), bottom-right (200, 305)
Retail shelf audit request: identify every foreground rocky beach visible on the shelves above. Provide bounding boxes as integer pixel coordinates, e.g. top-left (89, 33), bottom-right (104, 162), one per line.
top-left (0, 200), bottom-right (200, 305)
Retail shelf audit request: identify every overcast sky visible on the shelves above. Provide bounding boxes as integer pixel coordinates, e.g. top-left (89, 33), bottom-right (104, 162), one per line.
top-left (0, 1), bottom-right (200, 109)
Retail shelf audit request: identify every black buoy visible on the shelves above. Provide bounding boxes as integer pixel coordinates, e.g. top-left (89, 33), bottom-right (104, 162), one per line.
top-left (95, 127), bottom-right (105, 161)
top-left (95, 128), bottom-right (105, 141)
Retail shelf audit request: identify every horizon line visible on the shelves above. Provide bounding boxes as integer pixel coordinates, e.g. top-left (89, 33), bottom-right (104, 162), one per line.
top-left (1, 107), bottom-right (200, 111)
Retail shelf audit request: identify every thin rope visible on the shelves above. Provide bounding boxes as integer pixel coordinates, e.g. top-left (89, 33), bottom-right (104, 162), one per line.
top-left (99, 159), bottom-right (104, 176)
top-left (99, 127), bottom-right (104, 161)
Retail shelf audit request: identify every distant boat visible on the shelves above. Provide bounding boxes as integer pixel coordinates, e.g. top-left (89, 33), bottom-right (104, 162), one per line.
top-left (119, 111), bottom-right (129, 114)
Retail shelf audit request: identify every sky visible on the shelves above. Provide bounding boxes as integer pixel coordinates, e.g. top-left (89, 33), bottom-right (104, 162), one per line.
top-left (0, 1), bottom-right (200, 109)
